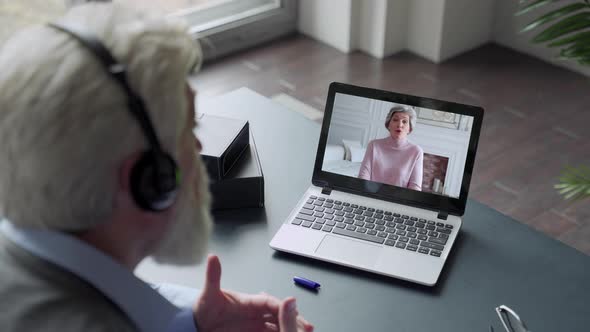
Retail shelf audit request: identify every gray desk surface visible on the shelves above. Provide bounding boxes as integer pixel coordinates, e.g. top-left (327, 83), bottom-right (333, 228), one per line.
top-left (137, 88), bottom-right (590, 332)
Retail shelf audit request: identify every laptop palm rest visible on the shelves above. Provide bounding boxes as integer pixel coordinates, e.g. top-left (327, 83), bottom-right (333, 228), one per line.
top-left (315, 235), bottom-right (381, 269)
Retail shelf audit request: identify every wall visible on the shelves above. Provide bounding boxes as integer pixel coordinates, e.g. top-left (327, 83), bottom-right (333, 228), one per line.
top-left (297, 0), bottom-right (354, 52)
top-left (493, 0), bottom-right (590, 76)
top-left (383, 0), bottom-right (409, 56)
top-left (439, 0), bottom-right (495, 61)
top-left (406, 0), bottom-right (445, 62)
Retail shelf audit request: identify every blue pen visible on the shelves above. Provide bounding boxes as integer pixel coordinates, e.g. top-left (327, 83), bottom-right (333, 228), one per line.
top-left (293, 276), bottom-right (321, 290)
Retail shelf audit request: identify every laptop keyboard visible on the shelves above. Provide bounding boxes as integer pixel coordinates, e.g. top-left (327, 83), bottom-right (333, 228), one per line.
top-left (290, 195), bottom-right (454, 258)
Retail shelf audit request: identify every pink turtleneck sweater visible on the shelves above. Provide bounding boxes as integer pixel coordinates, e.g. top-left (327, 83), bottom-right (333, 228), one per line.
top-left (358, 136), bottom-right (424, 190)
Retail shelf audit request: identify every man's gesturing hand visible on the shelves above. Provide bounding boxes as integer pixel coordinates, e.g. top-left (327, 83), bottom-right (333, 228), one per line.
top-left (194, 255), bottom-right (314, 332)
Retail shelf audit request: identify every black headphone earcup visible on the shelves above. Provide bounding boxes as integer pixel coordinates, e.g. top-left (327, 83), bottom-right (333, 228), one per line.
top-left (130, 152), bottom-right (178, 211)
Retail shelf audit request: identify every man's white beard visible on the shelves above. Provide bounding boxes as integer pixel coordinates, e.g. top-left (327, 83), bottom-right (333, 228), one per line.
top-left (151, 155), bottom-right (212, 265)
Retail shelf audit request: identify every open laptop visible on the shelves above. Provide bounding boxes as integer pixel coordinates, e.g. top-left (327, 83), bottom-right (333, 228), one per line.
top-left (270, 82), bottom-right (484, 286)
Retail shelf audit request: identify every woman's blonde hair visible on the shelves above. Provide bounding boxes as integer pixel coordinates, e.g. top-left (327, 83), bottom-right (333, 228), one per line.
top-left (0, 3), bottom-right (202, 230)
top-left (384, 106), bottom-right (417, 132)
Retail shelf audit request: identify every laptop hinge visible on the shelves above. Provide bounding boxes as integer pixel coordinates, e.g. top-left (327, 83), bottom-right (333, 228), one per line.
top-left (437, 211), bottom-right (449, 220)
top-left (321, 187), bottom-right (332, 195)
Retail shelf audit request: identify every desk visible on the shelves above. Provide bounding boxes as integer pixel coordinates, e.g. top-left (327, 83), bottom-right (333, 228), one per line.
top-left (137, 88), bottom-right (590, 332)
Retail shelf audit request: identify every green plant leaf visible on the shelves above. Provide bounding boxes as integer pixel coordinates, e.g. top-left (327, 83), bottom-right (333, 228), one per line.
top-left (532, 12), bottom-right (590, 43)
top-left (516, 0), bottom-right (559, 16)
top-left (556, 166), bottom-right (590, 201)
top-left (548, 31), bottom-right (590, 47)
top-left (560, 43), bottom-right (590, 58)
top-left (521, 3), bottom-right (589, 32)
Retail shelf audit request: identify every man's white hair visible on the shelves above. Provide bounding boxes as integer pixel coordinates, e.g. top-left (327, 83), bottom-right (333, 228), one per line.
top-left (0, 3), bottom-right (202, 230)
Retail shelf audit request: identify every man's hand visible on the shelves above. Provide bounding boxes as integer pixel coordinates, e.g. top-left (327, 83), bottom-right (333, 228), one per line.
top-left (194, 255), bottom-right (314, 332)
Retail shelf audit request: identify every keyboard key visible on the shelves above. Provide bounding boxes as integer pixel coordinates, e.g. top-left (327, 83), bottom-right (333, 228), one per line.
top-left (333, 205), bottom-right (343, 211)
top-left (428, 231), bottom-right (439, 237)
top-left (378, 232), bottom-right (388, 238)
top-left (440, 233), bottom-right (449, 239)
top-left (395, 242), bottom-right (406, 249)
top-left (291, 219), bottom-right (302, 225)
top-left (408, 226), bottom-right (417, 232)
top-left (303, 203), bottom-right (314, 210)
top-left (406, 245), bottom-right (418, 252)
top-left (426, 225), bottom-right (436, 231)
top-left (326, 199), bottom-right (334, 203)
top-left (375, 219), bottom-right (385, 226)
top-left (374, 214), bottom-right (384, 220)
top-left (351, 204), bottom-right (358, 208)
top-left (409, 239), bottom-right (420, 245)
top-left (344, 218), bottom-right (354, 224)
top-left (324, 203), bottom-right (334, 208)
top-left (393, 213), bottom-right (401, 217)
top-left (322, 226), bottom-right (333, 232)
top-left (421, 242), bottom-right (444, 251)
top-left (404, 220), bottom-right (415, 226)
top-left (388, 234), bottom-right (399, 240)
top-left (335, 216), bottom-right (344, 222)
top-left (384, 211), bottom-right (392, 215)
top-left (354, 221), bottom-right (365, 227)
top-left (418, 247), bottom-right (430, 255)
top-left (356, 227), bottom-right (367, 234)
top-left (436, 222), bottom-right (445, 227)
top-left (355, 215), bottom-right (365, 221)
top-left (396, 224), bottom-right (406, 230)
top-left (314, 206), bottom-right (325, 212)
top-left (367, 230), bottom-right (378, 236)
top-left (385, 239), bottom-right (396, 246)
top-left (335, 200), bottom-right (342, 205)
top-left (335, 211), bottom-right (345, 217)
top-left (410, 217), bottom-right (418, 221)
top-left (407, 232), bottom-right (417, 239)
top-left (310, 195), bottom-right (317, 199)
top-left (430, 250), bottom-right (442, 257)
top-left (342, 202), bottom-right (350, 206)
top-left (394, 217), bottom-right (404, 224)
top-left (427, 220), bottom-right (435, 225)
top-left (419, 218), bottom-right (426, 222)
top-left (359, 206), bottom-right (367, 210)
top-left (325, 208), bottom-right (335, 214)
top-left (363, 211), bottom-right (374, 217)
top-left (313, 201), bottom-right (323, 206)
top-left (315, 219), bottom-right (325, 225)
top-left (306, 199), bottom-right (314, 205)
top-left (344, 207), bottom-right (353, 212)
top-left (415, 222), bottom-right (426, 229)
top-left (437, 227), bottom-right (452, 234)
top-left (365, 217), bottom-right (375, 223)
top-left (332, 227), bottom-right (385, 244)
top-left (384, 216), bottom-right (394, 221)
top-left (376, 225), bottom-right (385, 231)
top-left (365, 223), bottom-right (375, 229)
top-left (345, 213), bottom-right (354, 218)
top-left (396, 230), bottom-right (407, 236)
top-left (296, 214), bottom-right (315, 222)
top-left (386, 221), bottom-right (396, 228)
top-left (402, 215), bottom-right (409, 219)
top-left (376, 209), bottom-right (383, 214)
top-left (354, 209), bottom-right (363, 214)
top-left (399, 237), bottom-right (409, 243)
top-left (417, 234), bottom-right (428, 241)
top-left (346, 225), bottom-right (357, 231)
top-left (386, 227), bottom-right (396, 233)
top-left (367, 208), bottom-right (375, 212)
top-left (313, 212), bottom-right (323, 218)
top-left (336, 222), bottom-right (346, 229)
top-left (417, 229), bottom-right (427, 235)
top-left (326, 220), bottom-right (336, 226)
top-left (318, 197), bottom-right (325, 201)
top-left (445, 224), bottom-right (454, 229)
top-left (302, 221), bottom-right (312, 228)
top-left (324, 214), bottom-right (334, 220)
top-left (299, 209), bottom-right (313, 216)
top-left (429, 237), bottom-right (447, 245)
top-left (312, 223), bottom-right (322, 230)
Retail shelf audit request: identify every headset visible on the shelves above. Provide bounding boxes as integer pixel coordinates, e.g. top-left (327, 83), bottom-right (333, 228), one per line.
top-left (47, 22), bottom-right (179, 212)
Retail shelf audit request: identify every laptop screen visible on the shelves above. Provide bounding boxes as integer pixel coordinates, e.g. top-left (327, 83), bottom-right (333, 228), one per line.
top-left (313, 83), bottom-right (484, 216)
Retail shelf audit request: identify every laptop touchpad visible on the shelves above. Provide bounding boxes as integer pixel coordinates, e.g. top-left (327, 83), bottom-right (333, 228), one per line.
top-left (315, 235), bottom-right (381, 268)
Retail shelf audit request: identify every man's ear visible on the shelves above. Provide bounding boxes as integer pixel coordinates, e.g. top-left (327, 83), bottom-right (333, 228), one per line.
top-left (118, 152), bottom-right (143, 192)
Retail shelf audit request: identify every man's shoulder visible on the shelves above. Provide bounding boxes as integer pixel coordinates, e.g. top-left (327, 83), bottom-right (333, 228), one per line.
top-left (0, 234), bottom-right (136, 332)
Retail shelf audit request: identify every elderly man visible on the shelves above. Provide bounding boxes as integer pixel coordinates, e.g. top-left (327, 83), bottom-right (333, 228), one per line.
top-left (0, 3), bottom-right (313, 332)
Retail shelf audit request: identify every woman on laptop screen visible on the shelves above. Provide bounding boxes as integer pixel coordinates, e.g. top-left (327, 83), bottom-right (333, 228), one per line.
top-left (358, 106), bottom-right (424, 190)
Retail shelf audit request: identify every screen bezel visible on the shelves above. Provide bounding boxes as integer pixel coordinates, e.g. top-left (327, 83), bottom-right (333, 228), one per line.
top-left (312, 82), bottom-right (484, 216)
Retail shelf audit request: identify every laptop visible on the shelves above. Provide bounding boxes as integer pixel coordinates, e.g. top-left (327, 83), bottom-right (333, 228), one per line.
top-left (270, 82), bottom-right (484, 286)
